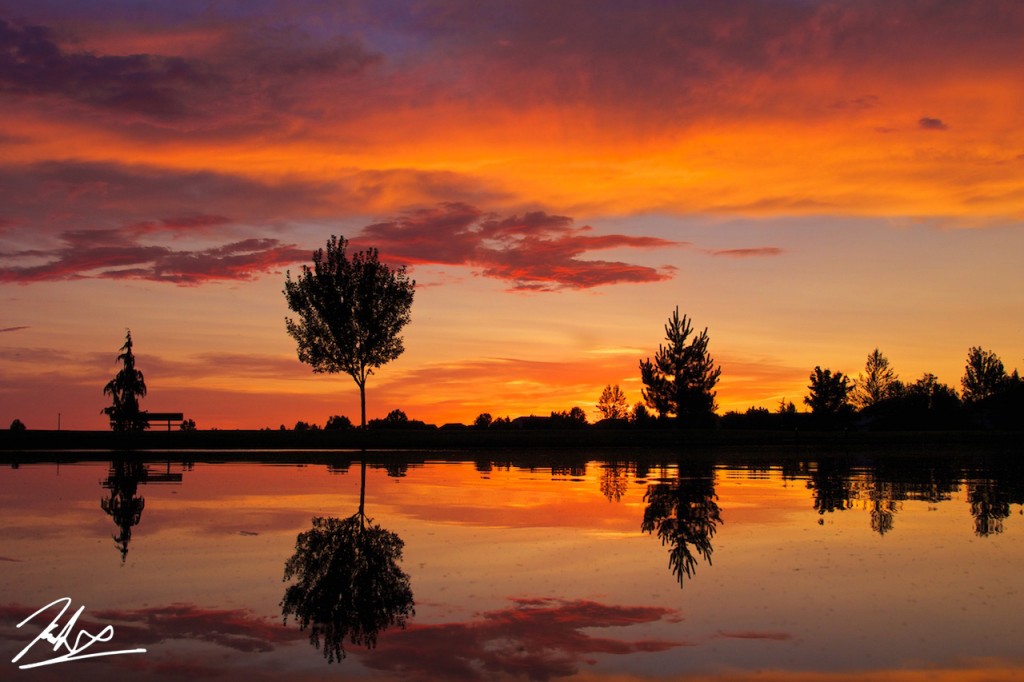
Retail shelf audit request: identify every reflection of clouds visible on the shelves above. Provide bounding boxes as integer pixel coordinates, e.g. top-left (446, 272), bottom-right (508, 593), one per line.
top-left (0, 602), bottom-right (302, 655)
top-left (0, 603), bottom-right (304, 681)
top-left (1, 598), bottom-right (685, 681)
top-left (360, 597), bottom-right (686, 681)
top-left (90, 604), bottom-right (303, 652)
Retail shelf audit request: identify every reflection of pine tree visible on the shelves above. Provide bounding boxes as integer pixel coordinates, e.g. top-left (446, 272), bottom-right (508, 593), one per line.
top-left (641, 465), bottom-right (721, 587)
top-left (281, 462), bottom-right (414, 663)
top-left (100, 459), bottom-right (146, 562)
top-left (969, 481), bottom-right (1011, 536)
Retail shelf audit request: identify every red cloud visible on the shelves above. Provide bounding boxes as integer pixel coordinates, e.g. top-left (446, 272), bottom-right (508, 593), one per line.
top-left (0, 230), bottom-right (307, 285)
top-left (361, 597), bottom-right (686, 681)
top-left (358, 202), bottom-right (683, 290)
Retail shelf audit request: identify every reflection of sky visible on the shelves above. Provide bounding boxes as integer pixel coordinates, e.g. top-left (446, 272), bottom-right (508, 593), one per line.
top-left (1, 460), bottom-right (1023, 681)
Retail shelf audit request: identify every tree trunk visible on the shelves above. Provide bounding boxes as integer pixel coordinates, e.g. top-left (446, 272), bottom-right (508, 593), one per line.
top-left (359, 380), bottom-right (367, 429)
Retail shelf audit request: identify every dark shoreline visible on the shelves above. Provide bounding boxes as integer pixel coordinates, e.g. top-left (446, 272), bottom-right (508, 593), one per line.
top-left (2, 428), bottom-right (1021, 464)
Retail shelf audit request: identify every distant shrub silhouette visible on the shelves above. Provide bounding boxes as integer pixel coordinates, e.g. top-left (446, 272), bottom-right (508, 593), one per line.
top-left (325, 415), bottom-right (354, 431)
top-left (630, 402), bottom-right (656, 427)
top-left (368, 409), bottom-right (432, 430)
top-left (473, 413), bottom-right (493, 429)
top-left (10, 418), bottom-right (26, 431)
top-left (550, 407), bottom-right (588, 428)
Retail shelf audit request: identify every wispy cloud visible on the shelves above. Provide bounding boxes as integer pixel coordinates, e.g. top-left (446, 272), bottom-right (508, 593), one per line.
top-left (0, 326), bottom-right (29, 333)
top-left (0, 230), bottom-right (306, 284)
top-left (358, 202), bottom-right (683, 290)
top-left (708, 247), bottom-right (784, 258)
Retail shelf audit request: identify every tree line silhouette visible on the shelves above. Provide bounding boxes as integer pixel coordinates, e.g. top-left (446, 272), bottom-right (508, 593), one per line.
top-left (57, 235), bottom-right (1017, 434)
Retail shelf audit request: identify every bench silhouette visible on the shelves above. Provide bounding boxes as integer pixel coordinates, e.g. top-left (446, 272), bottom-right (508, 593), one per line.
top-left (144, 412), bottom-right (184, 431)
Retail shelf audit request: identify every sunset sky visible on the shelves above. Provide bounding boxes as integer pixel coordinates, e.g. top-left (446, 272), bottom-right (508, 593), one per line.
top-left (1, 0), bottom-right (1023, 429)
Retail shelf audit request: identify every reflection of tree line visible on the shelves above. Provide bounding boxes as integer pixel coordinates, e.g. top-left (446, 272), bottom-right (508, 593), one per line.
top-left (805, 457), bottom-right (1024, 537)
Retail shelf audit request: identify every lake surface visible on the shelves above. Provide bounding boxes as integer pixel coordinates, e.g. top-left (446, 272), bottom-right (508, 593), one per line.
top-left (2, 450), bottom-right (1024, 681)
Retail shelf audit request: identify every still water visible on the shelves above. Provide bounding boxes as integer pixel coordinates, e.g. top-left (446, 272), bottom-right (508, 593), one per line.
top-left (2, 450), bottom-right (1023, 681)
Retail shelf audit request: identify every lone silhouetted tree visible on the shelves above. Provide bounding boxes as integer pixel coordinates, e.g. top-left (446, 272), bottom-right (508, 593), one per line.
top-left (962, 346), bottom-right (1007, 402)
top-left (596, 384), bottom-right (629, 420)
top-left (639, 308), bottom-right (721, 424)
top-left (10, 419), bottom-right (26, 431)
top-left (102, 330), bottom-right (148, 432)
top-left (284, 236), bottom-right (415, 428)
top-left (852, 348), bottom-right (900, 409)
top-left (804, 366), bottom-right (851, 417)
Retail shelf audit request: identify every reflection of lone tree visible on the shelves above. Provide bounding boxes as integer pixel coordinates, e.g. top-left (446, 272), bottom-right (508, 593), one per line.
top-left (284, 236), bottom-right (415, 428)
top-left (642, 465), bottom-right (721, 587)
top-left (102, 330), bottom-right (149, 432)
top-left (639, 308), bottom-right (721, 425)
top-left (281, 462), bottom-right (414, 663)
top-left (100, 459), bottom-right (146, 562)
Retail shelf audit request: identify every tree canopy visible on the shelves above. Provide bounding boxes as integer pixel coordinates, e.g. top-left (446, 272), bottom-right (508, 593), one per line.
top-left (596, 384), bottom-right (629, 420)
top-left (804, 366), bottom-right (852, 417)
top-left (102, 329), bottom-right (148, 432)
top-left (962, 346), bottom-right (1007, 402)
top-left (284, 236), bottom-right (415, 427)
top-left (852, 348), bottom-right (900, 409)
top-left (639, 308), bottom-right (721, 425)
